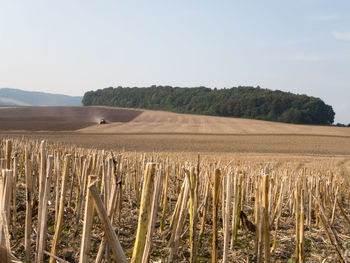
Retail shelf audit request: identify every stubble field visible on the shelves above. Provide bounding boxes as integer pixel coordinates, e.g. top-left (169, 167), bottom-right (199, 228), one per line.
top-left (0, 106), bottom-right (349, 262)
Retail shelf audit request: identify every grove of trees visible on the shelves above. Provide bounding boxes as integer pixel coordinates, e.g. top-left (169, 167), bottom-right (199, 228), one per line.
top-left (82, 86), bottom-right (335, 125)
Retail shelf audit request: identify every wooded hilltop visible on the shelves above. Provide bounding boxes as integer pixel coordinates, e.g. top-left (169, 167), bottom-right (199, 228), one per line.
top-left (82, 86), bottom-right (335, 125)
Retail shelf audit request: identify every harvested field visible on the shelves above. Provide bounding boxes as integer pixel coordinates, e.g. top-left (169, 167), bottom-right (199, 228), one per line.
top-left (0, 139), bottom-right (349, 262)
top-left (78, 108), bottom-right (350, 137)
top-left (2, 133), bottom-right (350, 156)
top-left (1, 106), bottom-right (350, 156)
top-left (0, 106), bottom-right (350, 262)
top-left (1, 106), bottom-right (350, 136)
top-left (0, 106), bottom-right (142, 131)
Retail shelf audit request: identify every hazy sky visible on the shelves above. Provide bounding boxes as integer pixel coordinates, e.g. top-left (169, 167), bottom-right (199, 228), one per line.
top-left (1, 1), bottom-right (349, 123)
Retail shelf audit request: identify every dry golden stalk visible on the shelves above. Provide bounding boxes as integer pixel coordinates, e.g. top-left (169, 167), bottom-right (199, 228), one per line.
top-left (1, 169), bottom-right (12, 236)
top-left (25, 148), bottom-right (33, 263)
top-left (299, 182), bottom-right (305, 263)
top-left (116, 156), bottom-right (124, 227)
top-left (134, 157), bottom-right (140, 207)
top-left (5, 140), bottom-right (11, 169)
top-left (96, 170), bottom-right (120, 263)
top-left (271, 178), bottom-right (284, 227)
top-left (223, 171), bottom-right (232, 263)
top-left (254, 175), bottom-right (260, 257)
top-left (295, 177), bottom-right (300, 261)
top-left (37, 155), bottom-right (53, 263)
top-left (75, 158), bottom-right (88, 227)
top-left (212, 168), bottom-right (220, 263)
top-left (323, 182), bottom-right (327, 212)
top-left (131, 163), bottom-right (156, 263)
top-left (315, 176), bottom-right (319, 226)
top-left (68, 153), bottom-right (79, 207)
top-left (262, 172), bottom-right (270, 262)
top-left (0, 168), bottom-right (13, 259)
top-left (241, 172), bottom-right (246, 212)
top-left (257, 180), bottom-right (264, 263)
top-left (187, 167), bottom-right (197, 263)
top-left (54, 154), bottom-right (61, 224)
top-left (271, 179), bottom-right (284, 253)
top-left (79, 175), bottom-right (96, 263)
top-left (49, 154), bottom-right (71, 263)
top-left (12, 156), bottom-right (17, 225)
top-left (160, 161), bottom-right (169, 232)
top-left (74, 155), bottom-right (83, 214)
top-left (198, 176), bottom-right (210, 246)
top-left (233, 173), bottom-right (243, 245)
top-left (176, 163), bottom-right (181, 195)
top-left (221, 170), bottom-right (226, 235)
top-left (330, 186), bottom-right (339, 225)
top-left (168, 173), bottom-right (190, 262)
top-left (36, 140), bottom-right (46, 261)
top-left (308, 176), bottom-right (313, 229)
top-left (0, 211), bottom-right (11, 263)
top-left (271, 174), bottom-right (279, 215)
top-left (169, 179), bottom-right (185, 234)
top-left (142, 165), bottom-right (164, 263)
top-left (92, 153), bottom-right (97, 174)
top-left (89, 183), bottom-right (127, 263)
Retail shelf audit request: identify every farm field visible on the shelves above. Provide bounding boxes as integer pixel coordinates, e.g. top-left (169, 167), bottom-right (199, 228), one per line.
top-left (4, 0), bottom-right (350, 262)
top-left (0, 106), bottom-right (349, 136)
top-left (0, 106), bottom-right (349, 262)
top-left (0, 106), bottom-right (350, 155)
top-left (2, 132), bottom-right (350, 156)
top-left (0, 106), bottom-right (142, 131)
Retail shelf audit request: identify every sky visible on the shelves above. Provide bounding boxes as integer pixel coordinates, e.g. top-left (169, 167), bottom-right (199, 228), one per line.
top-left (1, 1), bottom-right (349, 124)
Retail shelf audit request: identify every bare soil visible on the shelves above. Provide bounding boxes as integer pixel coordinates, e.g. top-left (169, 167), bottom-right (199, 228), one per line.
top-left (0, 106), bottom-right (142, 131)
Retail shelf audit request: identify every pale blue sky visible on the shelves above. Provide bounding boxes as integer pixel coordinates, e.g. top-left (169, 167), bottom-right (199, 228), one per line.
top-left (1, 0), bottom-right (349, 123)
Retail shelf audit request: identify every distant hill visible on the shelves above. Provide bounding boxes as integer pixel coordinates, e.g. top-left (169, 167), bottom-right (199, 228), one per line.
top-left (0, 88), bottom-right (82, 106)
top-left (82, 86), bottom-right (335, 125)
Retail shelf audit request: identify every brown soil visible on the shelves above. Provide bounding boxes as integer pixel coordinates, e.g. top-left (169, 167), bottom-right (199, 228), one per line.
top-left (0, 106), bottom-right (142, 131)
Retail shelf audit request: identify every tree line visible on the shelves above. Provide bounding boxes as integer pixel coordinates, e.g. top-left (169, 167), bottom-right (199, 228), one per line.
top-left (82, 86), bottom-right (335, 125)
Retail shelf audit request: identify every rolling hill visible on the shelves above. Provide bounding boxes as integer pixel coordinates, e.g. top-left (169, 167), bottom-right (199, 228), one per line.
top-left (78, 107), bottom-right (350, 137)
top-left (0, 106), bottom-right (349, 155)
top-left (0, 88), bottom-right (82, 106)
top-left (0, 106), bottom-right (349, 137)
